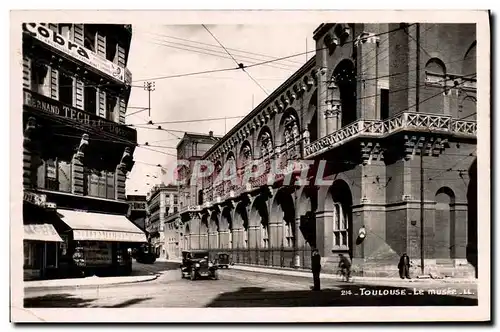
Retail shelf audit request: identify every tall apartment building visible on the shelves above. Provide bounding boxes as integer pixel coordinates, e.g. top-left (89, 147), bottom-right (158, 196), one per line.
top-left (22, 23), bottom-right (146, 280)
top-left (145, 183), bottom-right (179, 258)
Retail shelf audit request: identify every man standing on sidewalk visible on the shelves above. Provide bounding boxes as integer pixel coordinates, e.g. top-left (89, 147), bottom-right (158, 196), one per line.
top-left (311, 248), bottom-right (321, 291)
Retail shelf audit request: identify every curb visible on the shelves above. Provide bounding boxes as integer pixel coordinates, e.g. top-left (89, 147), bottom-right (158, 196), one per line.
top-left (230, 264), bottom-right (476, 284)
top-left (24, 274), bottom-right (159, 292)
top-left (165, 260), bottom-right (475, 284)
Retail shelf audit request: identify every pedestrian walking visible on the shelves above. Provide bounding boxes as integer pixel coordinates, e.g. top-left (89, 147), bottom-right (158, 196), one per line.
top-left (338, 254), bottom-right (351, 282)
top-left (311, 248), bottom-right (321, 291)
top-left (398, 253), bottom-right (411, 279)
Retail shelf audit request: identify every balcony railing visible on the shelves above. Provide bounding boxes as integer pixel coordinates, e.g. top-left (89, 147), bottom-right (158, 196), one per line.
top-left (188, 112), bottom-right (476, 211)
top-left (304, 112), bottom-right (476, 159)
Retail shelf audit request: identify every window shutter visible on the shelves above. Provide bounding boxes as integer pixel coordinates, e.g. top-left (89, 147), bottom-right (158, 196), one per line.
top-left (98, 88), bottom-right (106, 118)
top-left (73, 24), bottom-right (84, 46)
top-left (96, 33), bottom-right (106, 57)
top-left (74, 79), bottom-right (84, 110)
top-left (118, 97), bottom-right (126, 124)
top-left (50, 67), bottom-right (59, 100)
top-left (23, 56), bottom-right (31, 89)
top-left (117, 44), bottom-right (126, 67)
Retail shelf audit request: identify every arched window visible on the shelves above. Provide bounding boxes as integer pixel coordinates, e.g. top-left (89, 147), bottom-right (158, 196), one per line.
top-left (283, 219), bottom-right (294, 247)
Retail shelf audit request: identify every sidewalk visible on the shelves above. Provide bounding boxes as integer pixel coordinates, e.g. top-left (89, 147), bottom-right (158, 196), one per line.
top-left (24, 274), bottom-right (158, 291)
top-left (166, 259), bottom-right (476, 284)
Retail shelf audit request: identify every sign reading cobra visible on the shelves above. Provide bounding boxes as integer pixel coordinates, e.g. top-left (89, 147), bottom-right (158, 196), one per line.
top-left (22, 23), bottom-right (128, 85)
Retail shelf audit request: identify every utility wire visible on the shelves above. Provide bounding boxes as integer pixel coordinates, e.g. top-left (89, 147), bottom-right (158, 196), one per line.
top-left (135, 29), bottom-right (304, 66)
top-left (202, 24), bottom-right (269, 96)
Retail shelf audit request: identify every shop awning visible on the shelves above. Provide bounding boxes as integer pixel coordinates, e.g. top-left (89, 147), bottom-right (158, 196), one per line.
top-left (58, 209), bottom-right (147, 243)
top-left (24, 224), bottom-right (63, 242)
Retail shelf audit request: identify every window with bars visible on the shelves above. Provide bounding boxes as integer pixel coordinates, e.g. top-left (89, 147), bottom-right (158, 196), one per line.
top-left (36, 158), bottom-right (72, 193)
top-left (333, 203), bottom-right (349, 249)
top-left (283, 220), bottom-right (294, 248)
top-left (261, 224), bottom-right (269, 248)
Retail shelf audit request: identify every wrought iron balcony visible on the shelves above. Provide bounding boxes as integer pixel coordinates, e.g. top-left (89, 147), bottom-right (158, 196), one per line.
top-left (304, 112), bottom-right (476, 159)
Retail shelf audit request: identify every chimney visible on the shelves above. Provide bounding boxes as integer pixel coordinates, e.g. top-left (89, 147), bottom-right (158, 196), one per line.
top-left (209, 131), bottom-right (213, 137)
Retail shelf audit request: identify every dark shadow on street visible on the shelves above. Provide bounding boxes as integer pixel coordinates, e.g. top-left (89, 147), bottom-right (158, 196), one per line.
top-left (24, 293), bottom-right (96, 308)
top-left (205, 284), bottom-right (478, 307)
top-left (101, 297), bottom-right (153, 308)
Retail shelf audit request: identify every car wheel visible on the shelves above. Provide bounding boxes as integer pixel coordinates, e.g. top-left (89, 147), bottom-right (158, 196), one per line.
top-left (190, 269), bottom-right (196, 281)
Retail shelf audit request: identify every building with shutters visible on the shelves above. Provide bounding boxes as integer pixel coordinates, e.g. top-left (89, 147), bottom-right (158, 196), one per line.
top-left (22, 23), bottom-right (147, 279)
top-left (176, 23), bottom-right (478, 278)
top-left (146, 183), bottom-right (179, 259)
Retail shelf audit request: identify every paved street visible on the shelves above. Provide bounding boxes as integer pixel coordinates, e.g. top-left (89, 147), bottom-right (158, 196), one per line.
top-left (24, 262), bottom-right (478, 308)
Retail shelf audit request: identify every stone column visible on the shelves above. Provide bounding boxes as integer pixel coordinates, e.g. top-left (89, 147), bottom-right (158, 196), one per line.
top-left (315, 210), bottom-right (334, 257)
top-left (248, 225), bottom-right (259, 248)
top-left (325, 83), bottom-right (342, 133)
top-left (317, 47), bottom-right (329, 138)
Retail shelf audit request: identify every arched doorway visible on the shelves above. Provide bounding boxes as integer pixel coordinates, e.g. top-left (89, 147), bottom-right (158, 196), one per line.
top-left (327, 180), bottom-right (354, 258)
top-left (467, 159), bottom-right (477, 277)
top-left (435, 187), bottom-right (456, 260)
top-left (221, 206), bottom-right (233, 249)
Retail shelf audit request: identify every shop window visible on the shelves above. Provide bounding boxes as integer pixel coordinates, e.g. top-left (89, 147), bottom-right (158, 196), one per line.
top-left (58, 24), bottom-right (72, 40)
top-left (23, 242), bottom-right (43, 269)
top-left (84, 25), bottom-right (96, 52)
top-left (106, 93), bottom-right (118, 121)
top-left (30, 61), bottom-right (50, 96)
top-left (84, 85), bottom-right (97, 114)
top-left (59, 71), bottom-right (74, 106)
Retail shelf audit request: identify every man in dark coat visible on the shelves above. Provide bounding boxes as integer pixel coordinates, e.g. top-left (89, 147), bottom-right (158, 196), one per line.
top-left (311, 248), bottom-right (321, 291)
top-left (398, 253), bottom-right (411, 279)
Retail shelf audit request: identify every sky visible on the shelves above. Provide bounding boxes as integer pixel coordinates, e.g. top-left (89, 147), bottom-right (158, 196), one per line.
top-left (124, 24), bottom-right (319, 196)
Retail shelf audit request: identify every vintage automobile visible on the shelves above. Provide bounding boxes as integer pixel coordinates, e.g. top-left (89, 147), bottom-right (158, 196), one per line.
top-left (180, 250), bottom-right (218, 281)
top-left (215, 252), bottom-right (231, 269)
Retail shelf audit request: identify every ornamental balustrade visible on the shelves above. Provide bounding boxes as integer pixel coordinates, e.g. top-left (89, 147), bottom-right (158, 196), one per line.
top-left (304, 111), bottom-right (476, 158)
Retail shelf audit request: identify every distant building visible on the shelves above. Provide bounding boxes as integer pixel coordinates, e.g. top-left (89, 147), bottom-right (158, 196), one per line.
top-left (162, 131), bottom-right (221, 260)
top-left (146, 183), bottom-right (179, 258)
top-left (127, 195), bottom-right (147, 232)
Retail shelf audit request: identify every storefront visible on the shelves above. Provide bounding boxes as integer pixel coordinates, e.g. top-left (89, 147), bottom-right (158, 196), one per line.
top-left (55, 209), bottom-right (148, 276)
top-left (23, 224), bottom-right (63, 280)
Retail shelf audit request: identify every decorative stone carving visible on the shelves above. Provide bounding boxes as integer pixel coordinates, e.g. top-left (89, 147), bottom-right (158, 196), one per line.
top-left (74, 133), bottom-right (89, 161)
top-left (354, 32), bottom-right (380, 47)
top-left (118, 146), bottom-right (133, 171)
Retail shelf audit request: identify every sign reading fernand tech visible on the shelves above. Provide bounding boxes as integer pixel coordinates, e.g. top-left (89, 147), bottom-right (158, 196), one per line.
top-left (23, 89), bottom-right (137, 142)
top-left (22, 23), bottom-right (127, 84)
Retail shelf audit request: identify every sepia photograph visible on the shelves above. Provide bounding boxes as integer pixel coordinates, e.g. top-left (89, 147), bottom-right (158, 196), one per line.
top-left (9, 9), bottom-right (490, 323)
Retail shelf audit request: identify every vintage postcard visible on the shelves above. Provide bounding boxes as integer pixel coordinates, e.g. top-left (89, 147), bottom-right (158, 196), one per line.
top-left (10, 9), bottom-right (490, 323)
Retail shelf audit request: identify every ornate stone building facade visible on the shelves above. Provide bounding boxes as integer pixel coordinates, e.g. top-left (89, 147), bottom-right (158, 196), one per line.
top-left (172, 23), bottom-right (478, 277)
top-left (22, 23), bottom-right (146, 279)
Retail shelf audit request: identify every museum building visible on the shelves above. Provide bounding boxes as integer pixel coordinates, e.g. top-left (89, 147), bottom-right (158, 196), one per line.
top-left (174, 23), bottom-right (478, 278)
